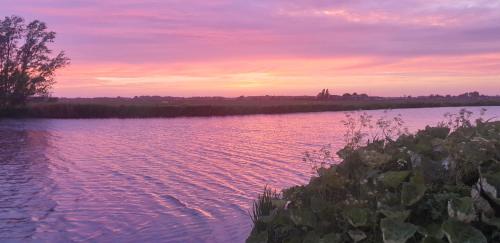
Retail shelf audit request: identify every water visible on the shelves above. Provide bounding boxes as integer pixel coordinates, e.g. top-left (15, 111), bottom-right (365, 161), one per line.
top-left (1, 106), bottom-right (499, 243)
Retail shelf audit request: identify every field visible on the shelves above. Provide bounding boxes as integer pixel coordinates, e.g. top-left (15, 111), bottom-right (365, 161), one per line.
top-left (1, 95), bottom-right (500, 118)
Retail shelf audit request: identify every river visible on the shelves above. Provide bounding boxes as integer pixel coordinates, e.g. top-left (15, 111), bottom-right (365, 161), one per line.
top-left (1, 106), bottom-right (499, 242)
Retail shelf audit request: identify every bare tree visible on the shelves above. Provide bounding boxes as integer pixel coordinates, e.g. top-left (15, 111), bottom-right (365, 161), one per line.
top-left (0, 15), bottom-right (69, 106)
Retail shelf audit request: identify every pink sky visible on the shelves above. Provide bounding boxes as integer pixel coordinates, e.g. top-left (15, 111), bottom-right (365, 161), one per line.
top-left (2, 0), bottom-right (500, 97)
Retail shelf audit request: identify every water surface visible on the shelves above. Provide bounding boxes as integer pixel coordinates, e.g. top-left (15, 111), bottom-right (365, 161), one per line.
top-left (1, 107), bottom-right (499, 242)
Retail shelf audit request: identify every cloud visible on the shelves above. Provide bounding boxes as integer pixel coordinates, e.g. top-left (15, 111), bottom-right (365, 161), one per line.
top-left (1, 0), bottom-right (499, 96)
top-left (3, 0), bottom-right (499, 60)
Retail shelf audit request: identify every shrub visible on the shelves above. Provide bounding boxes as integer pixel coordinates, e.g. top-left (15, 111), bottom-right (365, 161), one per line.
top-left (247, 119), bottom-right (500, 243)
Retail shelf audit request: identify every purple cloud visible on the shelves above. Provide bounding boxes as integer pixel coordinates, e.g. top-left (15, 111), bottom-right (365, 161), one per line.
top-left (1, 0), bottom-right (499, 96)
top-left (1, 0), bottom-right (498, 62)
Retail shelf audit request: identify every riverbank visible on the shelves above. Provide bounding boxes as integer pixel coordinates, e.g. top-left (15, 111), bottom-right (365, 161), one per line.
top-left (1, 96), bottom-right (500, 118)
top-left (247, 120), bottom-right (500, 243)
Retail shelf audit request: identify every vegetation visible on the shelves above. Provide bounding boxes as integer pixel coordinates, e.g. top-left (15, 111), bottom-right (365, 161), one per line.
top-left (1, 95), bottom-right (500, 118)
top-left (247, 110), bottom-right (500, 243)
top-left (0, 15), bottom-right (69, 106)
top-left (317, 89), bottom-right (331, 100)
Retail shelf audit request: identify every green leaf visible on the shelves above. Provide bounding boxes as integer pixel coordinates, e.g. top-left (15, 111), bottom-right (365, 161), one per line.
top-left (424, 126), bottom-right (450, 139)
top-left (380, 218), bottom-right (417, 243)
top-left (379, 206), bottom-right (410, 222)
top-left (480, 172), bottom-right (500, 200)
top-left (401, 172), bottom-right (426, 206)
top-left (471, 187), bottom-right (494, 215)
top-left (447, 197), bottom-right (476, 223)
top-left (246, 231), bottom-right (268, 243)
top-left (378, 192), bottom-right (402, 207)
top-left (481, 214), bottom-right (500, 229)
top-left (417, 223), bottom-right (444, 239)
top-left (320, 233), bottom-right (342, 243)
top-left (303, 231), bottom-right (321, 243)
top-left (285, 238), bottom-right (302, 243)
top-left (290, 209), bottom-right (316, 228)
top-left (421, 236), bottom-right (446, 243)
top-left (348, 230), bottom-right (367, 242)
top-left (260, 215), bottom-right (274, 223)
top-left (310, 197), bottom-right (328, 213)
top-left (342, 207), bottom-right (369, 227)
top-left (442, 219), bottom-right (487, 243)
top-left (360, 150), bottom-right (392, 166)
top-left (271, 199), bottom-right (287, 209)
top-left (401, 183), bottom-right (423, 206)
top-left (379, 171), bottom-right (411, 189)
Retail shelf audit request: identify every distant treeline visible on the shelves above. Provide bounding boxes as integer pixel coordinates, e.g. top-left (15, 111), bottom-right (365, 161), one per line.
top-left (2, 95), bottom-right (500, 118)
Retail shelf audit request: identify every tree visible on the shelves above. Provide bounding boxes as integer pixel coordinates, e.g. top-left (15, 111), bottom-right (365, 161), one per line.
top-left (0, 15), bottom-right (69, 106)
top-left (317, 88), bottom-right (331, 100)
top-left (469, 91), bottom-right (480, 97)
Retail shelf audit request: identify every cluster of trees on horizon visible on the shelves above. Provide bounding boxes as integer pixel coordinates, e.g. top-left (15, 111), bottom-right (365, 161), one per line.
top-left (44, 90), bottom-right (493, 101)
top-left (315, 89), bottom-right (488, 101)
top-left (317, 88), bottom-right (369, 100)
top-left (0, 15), bottom-right (69, 107)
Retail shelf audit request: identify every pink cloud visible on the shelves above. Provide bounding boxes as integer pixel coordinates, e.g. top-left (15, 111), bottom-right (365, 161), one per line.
top-left (1, 0), bottom-right (499, 96)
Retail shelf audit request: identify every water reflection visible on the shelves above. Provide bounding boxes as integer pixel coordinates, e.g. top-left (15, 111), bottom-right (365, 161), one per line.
top-left (0, 125), bottom-right (56, 241)
top-left (0, 107), bottom-right (499, 243)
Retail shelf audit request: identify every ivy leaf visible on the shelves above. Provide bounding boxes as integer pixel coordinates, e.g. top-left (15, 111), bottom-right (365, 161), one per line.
top-left (310, 196), bottom-right (328, 213)
top-left (442, 219), bottom-right (487, 243)
top-left (246, 231), bottom-right (268, 243)
top-left (417, 223), bottom-right (444, 239)
top-left (379, 207), bottom-right (410, 222)
top-left (447, 197), bottom-right (476, 223)
top-left (348, 230), bottom-right (367, 242)
top-left (401, 171), bottom-right (426, 206)
top-left (303, 231), bottom-right (320, 243)
top-left (481, 214), bottom-right (500, 229)
top-left (480, 172), bottom-right (500, 203)
top-left (320, 233), bottom-right (342, 243)
top-left (342, 207), bottom-right (369, 227)
top-left (380, 218), bottom-right (417, 243)
top-left (271, 199), bottom-right (287, 209)
top-left (421, 236), bottom-right (446, 243)
top-left (290, 209), bottom-right (316, 228)
top-left (379, 171), bottom-right (411, 189)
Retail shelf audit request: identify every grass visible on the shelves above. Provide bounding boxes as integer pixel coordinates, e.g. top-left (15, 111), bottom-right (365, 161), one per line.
top-left (250, 186), bottom-right (281, 225)
top-left (1, 96), bottom-right (500, 118)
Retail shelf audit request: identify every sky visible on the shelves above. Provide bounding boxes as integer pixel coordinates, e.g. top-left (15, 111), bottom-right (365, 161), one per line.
top-left (1, 0), bottom-right (500, 97)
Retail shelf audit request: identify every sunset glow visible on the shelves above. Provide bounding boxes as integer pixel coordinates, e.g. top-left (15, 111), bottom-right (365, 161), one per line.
top-left (2, 0), bottom-right (500, 97)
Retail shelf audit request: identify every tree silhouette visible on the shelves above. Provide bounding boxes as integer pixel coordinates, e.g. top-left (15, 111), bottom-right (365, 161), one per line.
top-left (0, 15), bottom-right (69, 106)
top-left (317, 88), bottom-right (331, 99)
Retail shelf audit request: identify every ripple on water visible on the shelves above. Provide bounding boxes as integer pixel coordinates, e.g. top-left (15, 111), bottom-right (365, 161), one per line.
top-left (0, 107), bottom-right (499, 242)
